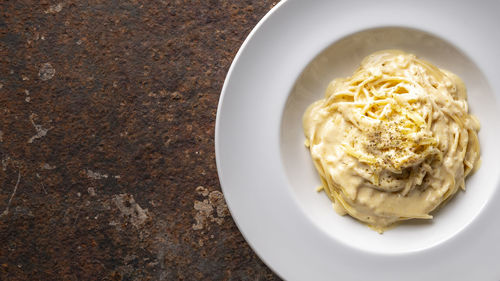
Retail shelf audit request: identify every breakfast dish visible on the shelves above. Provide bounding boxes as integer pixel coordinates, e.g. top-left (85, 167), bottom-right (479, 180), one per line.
top-left (303, 50), bottom-right (481, 232)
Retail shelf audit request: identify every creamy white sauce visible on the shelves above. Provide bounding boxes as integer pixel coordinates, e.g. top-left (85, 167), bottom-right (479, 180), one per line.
top-left (303, 50), bottom-right (480, 232)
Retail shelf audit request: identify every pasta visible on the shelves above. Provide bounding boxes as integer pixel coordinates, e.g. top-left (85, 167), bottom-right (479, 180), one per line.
top-left (303, 50), bottom-right (480, 233)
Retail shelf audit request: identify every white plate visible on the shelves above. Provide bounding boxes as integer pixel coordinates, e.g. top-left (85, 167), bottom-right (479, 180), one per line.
top-left (215, 1), bottom-right (500, 280)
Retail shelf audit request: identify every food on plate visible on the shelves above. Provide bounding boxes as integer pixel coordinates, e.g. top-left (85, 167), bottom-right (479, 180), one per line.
top-left (303, 50), bottom-right (480, 232)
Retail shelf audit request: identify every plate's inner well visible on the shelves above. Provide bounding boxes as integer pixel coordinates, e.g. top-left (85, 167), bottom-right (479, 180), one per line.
top-left (280, 27), bottom-right (497, 254)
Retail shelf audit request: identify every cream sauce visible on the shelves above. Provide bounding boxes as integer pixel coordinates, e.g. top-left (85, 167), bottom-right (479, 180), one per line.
top-left (303, 50), bottom-right (480, 232)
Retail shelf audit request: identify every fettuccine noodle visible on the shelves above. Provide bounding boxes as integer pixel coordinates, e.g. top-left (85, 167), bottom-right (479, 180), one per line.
top-left (303, 50), bottom-right (480, 233)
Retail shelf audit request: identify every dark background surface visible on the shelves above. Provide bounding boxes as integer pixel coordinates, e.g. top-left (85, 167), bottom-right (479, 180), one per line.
top-left (0, 0), bottom-right (281, 280)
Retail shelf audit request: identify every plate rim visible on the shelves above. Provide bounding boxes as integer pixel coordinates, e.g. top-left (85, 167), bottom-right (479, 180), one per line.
top-left (215, 0), bottom-right (500, 280)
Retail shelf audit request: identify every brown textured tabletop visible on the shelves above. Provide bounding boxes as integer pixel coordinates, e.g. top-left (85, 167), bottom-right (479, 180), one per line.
top-left (0, 1), bottom-right (281, 280)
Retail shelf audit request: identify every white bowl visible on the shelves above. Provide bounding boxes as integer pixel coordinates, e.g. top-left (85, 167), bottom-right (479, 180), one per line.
top-left (216, 1), bottom-right (500, 280)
